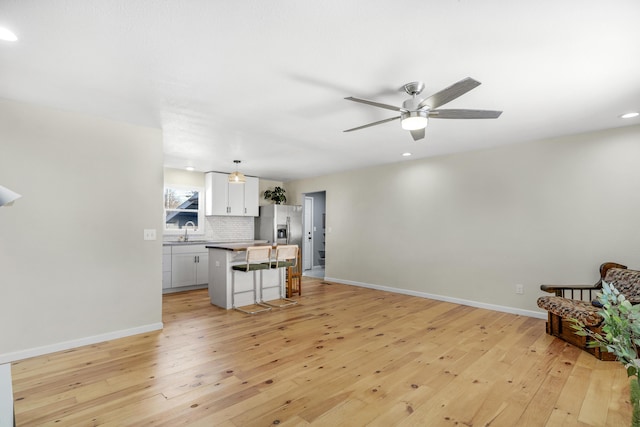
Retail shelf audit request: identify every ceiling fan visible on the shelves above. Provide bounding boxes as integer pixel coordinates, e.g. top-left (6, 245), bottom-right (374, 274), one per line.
top-left (343, 77), bottom-right (502, 141)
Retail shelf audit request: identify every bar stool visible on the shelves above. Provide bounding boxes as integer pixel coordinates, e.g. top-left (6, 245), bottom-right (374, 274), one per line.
top-left (231, 246), bottom-right (272, 314)
top-left (262, 244), bottom-right (299, 308)
top-left (287, 250), bottom-right (302, 297)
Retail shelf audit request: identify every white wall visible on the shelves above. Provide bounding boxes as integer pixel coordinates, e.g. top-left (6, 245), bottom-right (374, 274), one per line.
top-left (259, 179), bottom-right (284, 206)
top-left (0, 99), bottom-right (164, 362)
top-left (0, 363), bottom-right (12, 427)
top-left (286, 125), bottom-right (640, 317)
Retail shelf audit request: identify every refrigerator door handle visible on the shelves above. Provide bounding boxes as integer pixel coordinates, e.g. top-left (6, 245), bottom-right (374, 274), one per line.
top-left (286, 217), bottom-right (290, 244)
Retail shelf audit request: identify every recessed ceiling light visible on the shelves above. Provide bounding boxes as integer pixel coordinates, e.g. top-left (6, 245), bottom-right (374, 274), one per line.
top-left (0, 27), bottom-right (18, 42)
top-left (402, 152), bottom-right (412, 157)
top-left (185, 166), bottom-right (195, 171)
top-left (621, 112), bottom-right (639, 119)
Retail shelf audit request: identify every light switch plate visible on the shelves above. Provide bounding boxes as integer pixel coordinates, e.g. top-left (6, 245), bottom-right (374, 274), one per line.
top-left (143, 229), bottom-right (156, 240)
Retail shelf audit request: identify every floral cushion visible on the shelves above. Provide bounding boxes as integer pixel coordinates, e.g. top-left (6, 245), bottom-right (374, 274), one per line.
top-left (605, 268), bottom-right (640, 303)
top-left (536, 295), bottom-right (603, 326)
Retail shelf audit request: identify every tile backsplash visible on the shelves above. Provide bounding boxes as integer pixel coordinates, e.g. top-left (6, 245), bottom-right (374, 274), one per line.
top-left (163, 216), bottom-right (254, 242)
top-left (205, 216), bottom-right (254, 241)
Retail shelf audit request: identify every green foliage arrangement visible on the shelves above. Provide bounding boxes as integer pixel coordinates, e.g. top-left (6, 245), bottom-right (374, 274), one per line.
top-left (264, 186), bottom-right (286, 204)
top-left (571, 282), bottom-right (640, 426)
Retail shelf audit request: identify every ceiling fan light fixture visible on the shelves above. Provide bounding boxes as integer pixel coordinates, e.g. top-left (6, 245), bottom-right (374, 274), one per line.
top-left (0, 185), bottom-right (22, 207)
top-left (401, 111), bottom-right (428, 130)
top-left (0, 27), bottom-right (18, 42)
top-left (228, 160), bottom-right (246, 184)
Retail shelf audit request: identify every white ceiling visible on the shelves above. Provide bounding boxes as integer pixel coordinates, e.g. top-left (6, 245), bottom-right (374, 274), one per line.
top-left (1, 1), bottom-right (639, 181)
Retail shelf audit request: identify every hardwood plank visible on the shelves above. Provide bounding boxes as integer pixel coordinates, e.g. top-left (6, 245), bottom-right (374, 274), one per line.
top-left (12, 279), bottom-right (632, 426)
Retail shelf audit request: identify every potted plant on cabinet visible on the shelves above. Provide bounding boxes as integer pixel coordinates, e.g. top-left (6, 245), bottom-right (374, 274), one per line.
top-left (264, 187), bottom-right (286, 204)
top-left (571, 282), bottom-right (640, 426)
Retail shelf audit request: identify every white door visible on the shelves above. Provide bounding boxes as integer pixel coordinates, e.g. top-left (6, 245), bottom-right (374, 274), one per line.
top-left (303, 197), bottom-right (313, 271)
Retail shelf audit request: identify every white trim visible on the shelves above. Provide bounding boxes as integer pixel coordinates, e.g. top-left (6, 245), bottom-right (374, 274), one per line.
top-left (303, 196), bottom-right (314, 271)
top-left (0, 363), bottom-right (13, 427)
top-left (0, 322), bottom-right (163, 365)
top-left (163, 184), bottom-right (204, 236)
top-left (324, 277), bottom-right (547, 320)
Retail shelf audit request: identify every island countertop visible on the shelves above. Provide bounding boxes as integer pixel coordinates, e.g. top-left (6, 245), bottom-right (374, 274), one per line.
top-left (207, 240), bottom-right (282, 309)
top-left (205, 240), bottom-right (270, 252)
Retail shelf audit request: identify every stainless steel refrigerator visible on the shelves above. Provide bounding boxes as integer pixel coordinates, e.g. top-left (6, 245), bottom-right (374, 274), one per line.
top-left (255, 204), bottom-right (303, 247)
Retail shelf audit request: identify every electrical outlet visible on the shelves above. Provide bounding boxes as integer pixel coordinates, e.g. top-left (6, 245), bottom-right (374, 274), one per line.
top-left (515, 284), bottom-right (524, 295)
top-left (143, 229), bottom-right (156, 240)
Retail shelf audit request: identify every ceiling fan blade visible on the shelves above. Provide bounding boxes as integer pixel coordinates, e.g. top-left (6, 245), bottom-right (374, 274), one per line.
top-left (429, 109), bottom-right (502, 119)
top-left (343, 116), bottom-right (401, 132)
top-left (410, 128), bottom-right (425, 141)
top-left (344, 96), bottom-right (406, 112)
top-left (418, 77), bottom-right (481, 110)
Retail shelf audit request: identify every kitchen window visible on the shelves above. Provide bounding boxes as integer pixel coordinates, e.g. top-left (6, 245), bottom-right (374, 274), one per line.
top-left (164, 185), bottom-right (204, 234)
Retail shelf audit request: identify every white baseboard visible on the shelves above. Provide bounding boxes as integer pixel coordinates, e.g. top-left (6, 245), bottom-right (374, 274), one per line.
top-left (0, 322), bottom-right (163, 365)
top-left (324, 277), bottom-right (547, 320)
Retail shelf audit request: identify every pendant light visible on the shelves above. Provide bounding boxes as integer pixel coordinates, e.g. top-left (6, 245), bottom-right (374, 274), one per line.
top-left (228, 160), bottom-right (246, 184)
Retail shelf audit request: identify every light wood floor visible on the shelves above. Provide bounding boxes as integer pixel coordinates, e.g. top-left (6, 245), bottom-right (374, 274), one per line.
top-left (12, 279), bottom-right (632, 426)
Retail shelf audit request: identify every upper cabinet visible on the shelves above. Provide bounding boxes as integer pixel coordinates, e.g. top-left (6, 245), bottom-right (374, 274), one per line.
top-left (205, 172), bottom-right (229, 216)
top-left (205, 172), bottom-right (259, 217)
top-left (243, 177), bottom-right (259, 216)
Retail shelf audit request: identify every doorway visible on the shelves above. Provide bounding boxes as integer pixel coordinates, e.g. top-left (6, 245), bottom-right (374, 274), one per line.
top-left (303, 197), bottom-right (313, 271)
top-left (302, 191), bottom-right (326, 278)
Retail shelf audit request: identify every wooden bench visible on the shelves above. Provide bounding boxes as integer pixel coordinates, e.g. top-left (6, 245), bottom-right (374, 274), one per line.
top-left (537, 262), bottom-right (640, 360)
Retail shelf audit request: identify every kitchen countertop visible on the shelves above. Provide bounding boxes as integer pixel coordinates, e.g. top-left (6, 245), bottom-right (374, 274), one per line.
top-left (163, 240), bottom-right (264, 247)
top-left (205, 241), bottom-right (271, 252)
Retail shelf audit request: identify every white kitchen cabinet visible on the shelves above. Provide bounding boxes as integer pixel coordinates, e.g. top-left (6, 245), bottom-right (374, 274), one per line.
top-left (204, 172), bottom-right (259, 217)
top-left (228, 181), bottom-right (244, 216)
top-left (162, 246), bottom-right (172, 289)
top-left (205, 172), bottom-right (229, 216)
top-left (243, 176), bottom-right (259, 216)
top-left (169, 245), bottom-right (209, 289)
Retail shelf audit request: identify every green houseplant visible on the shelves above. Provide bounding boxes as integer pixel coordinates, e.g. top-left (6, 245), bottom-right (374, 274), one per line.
top-left (571, 282), bottom-right (640, 426)
top-left (264, 186), bottom-right (286, 204)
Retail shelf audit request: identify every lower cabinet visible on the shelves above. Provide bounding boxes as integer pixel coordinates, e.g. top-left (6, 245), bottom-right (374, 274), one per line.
top-left (164, 245), bottom-right (209, 292)
top-left (162, 246), bottom-right (172, 289)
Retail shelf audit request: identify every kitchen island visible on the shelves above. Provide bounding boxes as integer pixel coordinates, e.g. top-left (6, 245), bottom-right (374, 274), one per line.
top-left (206, 241), bottom-right (283, 309)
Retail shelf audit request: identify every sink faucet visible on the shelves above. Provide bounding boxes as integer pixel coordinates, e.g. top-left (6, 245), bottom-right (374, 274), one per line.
top-left (183, 221), bottom-right (196, 241)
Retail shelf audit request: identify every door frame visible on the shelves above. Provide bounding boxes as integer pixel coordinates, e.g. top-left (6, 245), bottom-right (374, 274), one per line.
top-left (303, 196), bottom-right (313, 271)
